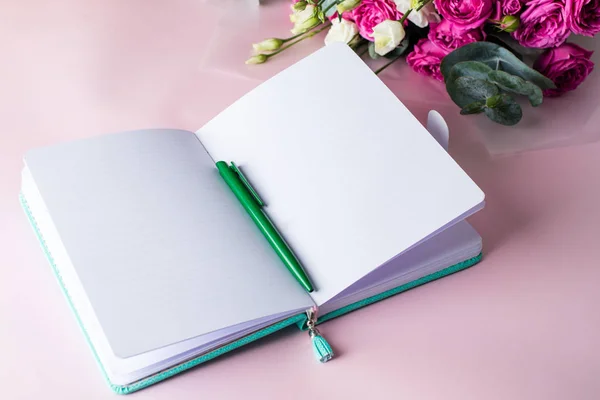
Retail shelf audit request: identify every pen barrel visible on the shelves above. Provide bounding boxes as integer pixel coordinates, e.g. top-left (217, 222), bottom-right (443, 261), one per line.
top-left (216, 162), bottom-right (313, 292)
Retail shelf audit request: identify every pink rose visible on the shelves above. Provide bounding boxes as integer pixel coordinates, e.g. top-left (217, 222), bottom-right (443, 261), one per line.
top-left (534, 42), bottom-right (594, 96)
top-left (347, 0), bottom-right (403, 41)
top-left (512, 0), bottom-right (569, 48)
top-left (434, 0), bottom-right (493, 29)
top-left (492, 0), bottom-right (523, 19)
top-left (566, 0), bottom-right (600, 36)
top-left (428, 20), bottom-right (485, 52)
top-left (406, 38), bottom-right (449, 82)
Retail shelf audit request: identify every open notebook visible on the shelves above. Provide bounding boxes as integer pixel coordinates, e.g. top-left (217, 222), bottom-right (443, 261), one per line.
top-left (21, 43), bottom-right (484, 394)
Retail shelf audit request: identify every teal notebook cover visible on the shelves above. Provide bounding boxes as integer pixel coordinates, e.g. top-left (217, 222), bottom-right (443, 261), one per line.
top-left (20, 45), bottom-right (486, 395)
top-left (21, 193), bottom-right (482, 395)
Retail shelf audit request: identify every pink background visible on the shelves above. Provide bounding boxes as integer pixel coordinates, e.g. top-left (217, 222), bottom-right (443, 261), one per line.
top-left (2, 1), bottom-right (600, 399)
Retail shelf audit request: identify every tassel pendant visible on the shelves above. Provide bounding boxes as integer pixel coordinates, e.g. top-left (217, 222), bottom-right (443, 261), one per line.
top-left (306, 308), bottom-right (334, 363)
top-left (310, 329), bottom-right (334, 363)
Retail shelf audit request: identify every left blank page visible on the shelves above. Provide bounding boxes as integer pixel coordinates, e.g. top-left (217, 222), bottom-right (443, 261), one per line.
top-left (24, 129), bottom-right (313, 358)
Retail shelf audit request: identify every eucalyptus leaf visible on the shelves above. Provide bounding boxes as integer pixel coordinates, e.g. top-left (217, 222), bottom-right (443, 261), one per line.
top-left (488, 70), bottom-right (543, 107)
top-left (485, 94), bottom-right (503, 108)
top-left (484, 34), bottom-right (524, 61)
top-left (483, 94), bottom-right (523, 125)
top-left (460, 101), bottom-right (486, 115)
top-left (368, 42), bottom-right (380, 60)
top-left (441, 42), bottom-right (555, 90)
top-left (527, 85), bottom-right (543, 107)
top-left (320, 0), bottom-right (338, 17)
top-left (446, 61), bottom-right (493, 84)
top-left (447, 76), bottom-right (499, 108)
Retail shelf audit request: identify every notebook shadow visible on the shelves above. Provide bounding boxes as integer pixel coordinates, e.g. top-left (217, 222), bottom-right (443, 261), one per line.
top-left (448, 128), bottom-right (540, 256)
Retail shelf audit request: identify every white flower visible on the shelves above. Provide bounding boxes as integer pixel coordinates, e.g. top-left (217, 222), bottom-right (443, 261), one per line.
top-left (393, 0), bottom-right (411, 14)
top-left (290, 4), bottom-right (320, 35)
top-left (393, 0), bottom-right (440, 28)
top-left (252, 38), bottom-right (284, 52)
top-left (324, 19), bottom-right (359, 46)
top-left (372, 20), bottom-right (405, 56)
top-left (291, 1), bottom-right (307, 12)
top-left (245, 54), bottom-right (268, 65)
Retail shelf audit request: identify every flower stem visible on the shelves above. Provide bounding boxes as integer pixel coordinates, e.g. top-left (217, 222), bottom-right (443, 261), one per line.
top-left (283, 31), bottom-right (311, 43)
top-left (282, 18), bottom-right (331, 44)
top-left (349, 34), bottom-right (364, 49)
top-left (398, 9), bottom-right (412, 24)
top-left (415, 0), bottom-right (432, 11)
top-left (374, 55), bottom-right (403, 75)
top-left (351, 36), bottom-right (369, 55)
top-left (416, 0), bottom-right (434, 11)
top-left (267, 22), bottom-right (331, 60)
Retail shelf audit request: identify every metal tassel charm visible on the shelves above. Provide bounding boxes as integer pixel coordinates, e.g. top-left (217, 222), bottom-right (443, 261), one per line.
top-left (307, 308), bottom-right (334, 363)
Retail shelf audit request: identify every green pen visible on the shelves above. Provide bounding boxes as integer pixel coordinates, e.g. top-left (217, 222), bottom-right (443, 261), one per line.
top-left (216, 161), bottom-right (314, 293)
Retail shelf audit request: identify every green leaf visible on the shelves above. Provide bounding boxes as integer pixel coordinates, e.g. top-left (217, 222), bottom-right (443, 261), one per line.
top-left (320, 0), bottom-right (338, 17)
top-left (460, 100), bottom-right (486, 115)
top-left (488, 70), bottom-right (543, 107)
top-left (384, 38), bottom-right (410, 59)
top-left (441, 42), bottom-right (555, 90)
top-left (368, 42), bottom-right (379, 60)
top-left (318, 10), bottom-right (325, 23)
top-left (447, 76), bottom-right (499, 108)
top-left (446, 61), bottom-right (493, 83)
top-left (488, 70), bottom-right (528, 92)
top-left (485, 94), bottom-right (503, 108)
top-left (484, 34), bottom-right (524, 61)
top-left (527, 85), bottom-right (543, 107)
top-left (483, 94), bottom-right (523, 125)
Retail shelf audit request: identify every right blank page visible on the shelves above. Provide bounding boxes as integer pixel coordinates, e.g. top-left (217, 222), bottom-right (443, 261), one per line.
top-left (197, 43), bottom-right (484, 305)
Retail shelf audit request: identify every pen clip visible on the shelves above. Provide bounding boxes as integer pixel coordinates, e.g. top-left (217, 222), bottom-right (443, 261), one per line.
top-left (230, 162), bottom-right (265, 207)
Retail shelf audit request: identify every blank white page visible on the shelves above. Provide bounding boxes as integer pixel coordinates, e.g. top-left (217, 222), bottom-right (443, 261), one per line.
top-left (197, 43), bottom-right (484, 305)
top-left (24, 129), bottom-right (313, 358)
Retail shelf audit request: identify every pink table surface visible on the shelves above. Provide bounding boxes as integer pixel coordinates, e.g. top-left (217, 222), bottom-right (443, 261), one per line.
top-left (2, 1), bottom-right (600, 399)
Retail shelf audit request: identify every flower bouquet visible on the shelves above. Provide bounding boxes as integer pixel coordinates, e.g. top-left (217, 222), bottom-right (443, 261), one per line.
top-left (247, 0), bottom-right (596, 126)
